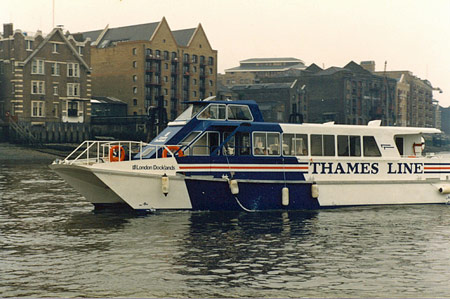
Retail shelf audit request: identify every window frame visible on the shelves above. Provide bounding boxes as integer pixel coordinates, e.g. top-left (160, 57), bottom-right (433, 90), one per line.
top-left (252, 131), bottom-right (281, 157)
top-left (197, 104), bottom-right (227, 120)
top-left (31, 59), bottom-right (45, 75)
top-left (67, 63), bottom-right (80, 77)
top-left (226, 104), bottom-right (254, 121)
top-left (188, 131), bottom-right (220, 156)
top-left (363, 136), bottom-right (382, 157)
top-left (31, 80), bottom-right (45, 94)
top-left (31, 101), bottom-right (45, 117)
top-left (282, 133), bottom-right (309, 156)
top-left (51, 62), bottom-right (60, 76)
top-left (67, 83), bottom-right (80, 96)
top-left (310, 134), bottom-right (336, 157)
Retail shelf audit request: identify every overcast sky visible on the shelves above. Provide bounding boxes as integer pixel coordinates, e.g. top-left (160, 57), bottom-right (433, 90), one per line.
top-left (3, 0), bottom-right (450, 106)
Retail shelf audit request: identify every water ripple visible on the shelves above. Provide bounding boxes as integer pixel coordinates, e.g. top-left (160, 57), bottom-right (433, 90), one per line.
top-left (1, 162), bottom-right (450, 297)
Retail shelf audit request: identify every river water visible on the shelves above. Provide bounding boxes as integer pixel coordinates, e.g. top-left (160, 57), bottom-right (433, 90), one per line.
top-left (1, 156), bottom-right (450, 297)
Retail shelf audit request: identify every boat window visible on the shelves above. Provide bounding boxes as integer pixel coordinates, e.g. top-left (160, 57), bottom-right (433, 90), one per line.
top-left (180, 131), bottom-right (201, 146)
top-left (395, 137), bottom-right (404, 156)
top-left (223, 132), bottom-right (235, 156)
top-left (227, 105), bottom-right (253, 121)
top-left (174, 104), bottom-right (204, 121)
top-left (311, 134), bottom-right (335, 156)
top-left (282, 133), bottom-right (308, 156)
top-left (237, 132), bottom-right (251, 156)
top-left (253, 132), bottom-right (280, 156)
top-left (188, 132), bottom-right (219, 156)
top-left (197, 104), bottom-right (226, 120)
top-left (180, 131), bottom-right (201, 155)
top-left (338, 135), bottom-right (361, 157)
top-left (363, 136), bottom-right (381, 157)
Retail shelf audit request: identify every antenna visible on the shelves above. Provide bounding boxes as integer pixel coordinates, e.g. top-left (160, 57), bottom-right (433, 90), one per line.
top-left (52, 0), bottom-right (55, 28)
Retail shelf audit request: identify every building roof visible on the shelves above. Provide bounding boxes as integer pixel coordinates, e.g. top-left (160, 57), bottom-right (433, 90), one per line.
top-left (91, 96), bottom-right (126, 104)
top-left (240, 57), bottom-right (304, 64)
top-left (172, 28), bottom-right (196, 47)
top-left (23, 27), bottom-right (90, 71)
top-left (81, 21), bottom-right (160, 47)
top-left (306, 63), bottom-right (323, 73)
top-left (225, 62), bottom-right (306, 73)
top-left (231, 82), bottom-right (294, 91)
top-left (314, 67), bottom-right (351, 76)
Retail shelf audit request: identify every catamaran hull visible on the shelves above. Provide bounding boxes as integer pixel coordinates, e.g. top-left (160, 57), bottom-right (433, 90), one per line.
top-left (49, 164), bottom-right (126, 206)
top-left (57, 163), bottom-right (450, 211)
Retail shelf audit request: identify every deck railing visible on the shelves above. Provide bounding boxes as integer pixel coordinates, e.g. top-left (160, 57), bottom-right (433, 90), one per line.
top-left (58, 140), bottom-right (186, 165)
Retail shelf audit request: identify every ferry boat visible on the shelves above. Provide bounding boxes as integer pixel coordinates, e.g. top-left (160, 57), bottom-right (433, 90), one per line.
top-left (50, 98), bottom-right (450, 212)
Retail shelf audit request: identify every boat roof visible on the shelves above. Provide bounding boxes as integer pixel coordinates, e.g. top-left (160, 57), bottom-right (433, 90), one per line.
top-left (280, 122), bottom-right (441, 135)
top-left (183, 100), bottom-right (259, 106)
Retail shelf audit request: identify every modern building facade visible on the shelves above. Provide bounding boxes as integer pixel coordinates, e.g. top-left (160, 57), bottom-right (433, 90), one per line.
top-left (0, 23), bottom-right (92, 142)
top-left (81, 17), bottom-right (217, 121)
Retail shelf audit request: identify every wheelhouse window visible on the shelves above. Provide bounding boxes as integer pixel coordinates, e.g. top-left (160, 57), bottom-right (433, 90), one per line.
top-left (223, 132), bottom-right (235, 156)
top-left (363, 136), bottom-right (381, 157)
top-left (227, 105), bottom-right (253, 121)
top-left (187, 132), bottom-right (219, 156)
top-left (253, 132), bottom-right (280, 156)
top-left (338, 135), bottom-right (361, 157)
top-left (237, 132), bottom-right (251, 156)
top-left (197, 104), bottom-right (226, 120)
top-left (282, 133), bottom-right (308, 156)
top-left (311, 134), bottom-right (335, 156)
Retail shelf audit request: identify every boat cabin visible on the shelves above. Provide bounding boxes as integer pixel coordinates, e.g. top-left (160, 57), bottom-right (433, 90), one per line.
top-left (138, 100), bottom-right (439, 161)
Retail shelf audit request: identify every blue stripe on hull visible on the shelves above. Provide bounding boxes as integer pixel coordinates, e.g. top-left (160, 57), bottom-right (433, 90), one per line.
top-left (182, 171), bottom-right (306, 180)
top-left (184, 179), bottom-right (319, 211)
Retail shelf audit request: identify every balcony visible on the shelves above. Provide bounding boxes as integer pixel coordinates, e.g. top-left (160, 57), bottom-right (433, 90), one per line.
top-left (146, 54), bottom-right (162, 61)
top-left (145, 79), bottom-right (162, 86)
top-left (146, 67), bottom-right (159, 73)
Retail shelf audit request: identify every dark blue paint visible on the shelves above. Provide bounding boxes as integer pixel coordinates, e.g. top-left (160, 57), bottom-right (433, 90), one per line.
top-left (184, 179), bottom-right (319, 211)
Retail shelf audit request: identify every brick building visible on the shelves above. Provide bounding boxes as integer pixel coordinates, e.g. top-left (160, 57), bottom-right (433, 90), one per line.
top-left (261, 61), bottom-right (397, 125)
top-left (230, 80), bottom-right (306, 123)
top-left (0, 23), bottom-right (92, 142)
top-left (375, 70), bottom-right (436, 127)
top-left (80, 17), bottom-right (217, 122)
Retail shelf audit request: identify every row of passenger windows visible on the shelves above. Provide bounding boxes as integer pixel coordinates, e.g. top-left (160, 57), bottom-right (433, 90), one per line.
top-left (197, 104), bottom-right (253, 121)
top-left (180, 131), bottom-right (382, 157)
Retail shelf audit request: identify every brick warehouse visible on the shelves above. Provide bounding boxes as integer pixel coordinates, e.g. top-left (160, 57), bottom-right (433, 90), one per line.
top-left (80, 17), bottom-right (217, 124)
top-left (0, 23), bottom-right (92, 143)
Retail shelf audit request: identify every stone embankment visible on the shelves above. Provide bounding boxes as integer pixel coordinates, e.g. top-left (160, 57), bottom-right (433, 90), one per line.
top-left (0, 143), bottom-right (76, 162)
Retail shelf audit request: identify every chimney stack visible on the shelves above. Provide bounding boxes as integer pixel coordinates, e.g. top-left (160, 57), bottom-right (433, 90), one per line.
top-left (360, 61), bottom-right (375, 72)
top-left (3, 23), bottom-right (13, 37)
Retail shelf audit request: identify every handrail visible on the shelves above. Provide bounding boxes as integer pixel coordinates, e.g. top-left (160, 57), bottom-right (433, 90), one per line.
top-left (56, 140), bottom-right (191, 165)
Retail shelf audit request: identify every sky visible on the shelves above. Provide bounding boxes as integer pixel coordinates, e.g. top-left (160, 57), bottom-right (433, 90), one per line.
top-left (2, 0), bottom-right (450, 106)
